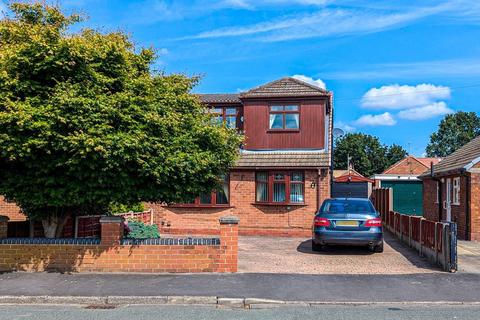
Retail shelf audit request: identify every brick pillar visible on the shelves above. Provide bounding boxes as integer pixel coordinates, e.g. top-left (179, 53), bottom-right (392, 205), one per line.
top-left (218, 216), bottom-right (239, 273)
top-left (0, 216), bottom-right (9, 239)
top-left (100, 216), bottom-right (124, 246)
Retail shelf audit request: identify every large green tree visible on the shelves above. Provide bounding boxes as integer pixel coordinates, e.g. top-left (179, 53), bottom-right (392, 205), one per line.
top-left (0, 3), bottom-right (242, 237)
top-left (426, 111), bottom-right (480, 157)
top-left (334, 133), bottom-right (407, 177)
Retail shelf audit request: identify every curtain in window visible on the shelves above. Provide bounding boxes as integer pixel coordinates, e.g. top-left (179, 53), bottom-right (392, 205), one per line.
top-left (285, 114), bottom-right (299, 129)
top-left (273, 183), bottom-right (286, 202)
top-left (269, 114), bottom-right (283, 129)
top-left (290, 172), bottom-right (304, 203)
top-left (256, 172), bottom-right (268, 202)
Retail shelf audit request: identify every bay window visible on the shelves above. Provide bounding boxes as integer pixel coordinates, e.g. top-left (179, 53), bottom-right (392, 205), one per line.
top-left (269, 105), bottom-right (300, 130)
top-left (256, 171), bottom-right (305, 204)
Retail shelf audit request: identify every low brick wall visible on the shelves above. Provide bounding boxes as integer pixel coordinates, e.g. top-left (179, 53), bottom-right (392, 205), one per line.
top-left (0, 215), bottom-right (239, 273)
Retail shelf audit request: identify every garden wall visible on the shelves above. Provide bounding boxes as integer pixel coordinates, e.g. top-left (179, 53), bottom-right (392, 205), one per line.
top-left (0, 215), bottom-right (238, 273)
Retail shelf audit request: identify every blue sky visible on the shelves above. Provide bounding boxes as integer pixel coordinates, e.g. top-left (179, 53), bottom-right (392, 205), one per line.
top-left (3, 0), bottom-right (480, 156)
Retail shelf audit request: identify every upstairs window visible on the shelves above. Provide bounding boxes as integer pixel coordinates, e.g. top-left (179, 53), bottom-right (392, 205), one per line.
top-left (211, 107), bottom-right (238, 129)
top-left (256, 171), bottom-right (304, 204)
top-left (269, 105), bottom-right (299, 130)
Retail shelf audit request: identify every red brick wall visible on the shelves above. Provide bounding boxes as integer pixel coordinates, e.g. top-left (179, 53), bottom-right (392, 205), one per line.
top-left (0, 219), bottom-right (238, 273)
top-left (384, 157), bottom-right (429, 175)
top-left (0, 197), bottom-right (26, 222)
top-left (423, 174), bottom-right (473, 240)
top-left (149, 169), bottom-right (330, 237)
top-left (470, 172), bottom-right (480, 241)
top-left (423, 178), bottom-right (440, 221)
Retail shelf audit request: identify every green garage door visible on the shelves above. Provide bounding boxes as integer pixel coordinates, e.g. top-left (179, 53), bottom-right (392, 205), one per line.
top-left (381, 181), bottom-right (423, 216)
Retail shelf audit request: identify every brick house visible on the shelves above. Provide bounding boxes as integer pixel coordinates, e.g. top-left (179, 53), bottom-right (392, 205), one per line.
top-left (419, 136), bottom-right (480, 240)
top-left (373, 156), bottom-right (441, 215)
top-left (0, 77), bottom-right (333, 237)
top-left (149, 77), bottom-right (333, 237)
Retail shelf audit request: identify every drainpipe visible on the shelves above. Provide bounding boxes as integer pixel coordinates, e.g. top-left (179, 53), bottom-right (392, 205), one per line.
top-left (430, 162), bottom-right (443, 221)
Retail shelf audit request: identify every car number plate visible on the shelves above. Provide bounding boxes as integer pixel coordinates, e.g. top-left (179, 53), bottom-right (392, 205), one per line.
top-left (336, 220), bottom-right (358, 227)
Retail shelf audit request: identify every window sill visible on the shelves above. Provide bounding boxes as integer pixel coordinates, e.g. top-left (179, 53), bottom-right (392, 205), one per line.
top-left (252, 202), bottom-right (307, 206)
top-left (267, 129), bottom-right (300, 133)
top-left (168, 205), bottom-right (234, 209)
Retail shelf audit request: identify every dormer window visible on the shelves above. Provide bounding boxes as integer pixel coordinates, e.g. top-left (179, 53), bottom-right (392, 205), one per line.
top-left (269, 105), bottom-right (299, 130)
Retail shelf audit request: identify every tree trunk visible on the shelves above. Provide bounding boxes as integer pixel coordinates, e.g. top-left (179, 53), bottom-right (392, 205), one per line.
top-left (41, 213), bottom-right (70, 238)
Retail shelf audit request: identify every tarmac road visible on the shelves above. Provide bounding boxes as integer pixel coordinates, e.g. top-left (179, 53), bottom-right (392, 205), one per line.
top-left (0, 304), bottom-right (479, 320)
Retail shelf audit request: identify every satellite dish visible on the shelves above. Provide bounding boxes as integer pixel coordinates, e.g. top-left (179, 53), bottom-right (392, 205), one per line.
top-left (333, 128), bottom-right (345, 138)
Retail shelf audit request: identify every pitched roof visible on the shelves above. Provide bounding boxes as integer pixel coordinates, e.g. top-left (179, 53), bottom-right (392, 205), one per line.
top-left (240, 77), bottom-right (330, 99)
top-left (235, 150), bottom-right (329, 168)
top-left (429, 135), bottom-right (480, 175)
top-left (382, 156), bottom-right (438, 176)
top-left (197, 94), bottom-right (241, 104)
top-left (334, 169), bottom-right (374, 183)
top-left (417, 158), bottom-right (442, 167)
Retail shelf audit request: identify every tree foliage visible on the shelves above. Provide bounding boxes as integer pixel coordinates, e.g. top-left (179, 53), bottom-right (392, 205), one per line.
top-left (334, 133), bottom-right (407, 177)
top-left (0, 2), bottom-right (242, 237)
top-left (426, 111), bottom-right (480, 157)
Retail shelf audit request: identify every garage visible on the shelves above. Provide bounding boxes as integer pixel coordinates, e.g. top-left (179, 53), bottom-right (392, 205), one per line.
top-left (331, 168), bottom-right (373, 198)
top-left (380, 180), bottom-right (423, 215)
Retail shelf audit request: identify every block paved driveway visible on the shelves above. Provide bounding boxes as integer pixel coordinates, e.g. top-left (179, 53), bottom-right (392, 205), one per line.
top-left (238, 232), bottom-right (440, 274)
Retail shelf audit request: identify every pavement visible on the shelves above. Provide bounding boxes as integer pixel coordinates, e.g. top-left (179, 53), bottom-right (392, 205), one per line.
top-left (239, 232), bottom-right (439, 274)
top-left (1, 304), bottom-right (480, 320)
top-left (458, 240), bottom-right (480, 273)
top-left (1, 272), bottom-right (480, 303)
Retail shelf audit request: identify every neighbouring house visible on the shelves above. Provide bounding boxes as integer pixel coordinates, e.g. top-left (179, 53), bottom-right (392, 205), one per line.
top-left (148, 77), bottom-right (333, 237)
top-left (332, 168), bottom-right (373, 198)
top-left (419, 136), bottom-right (480, 241)
top-left (373, 156), bottom-right (441, 215)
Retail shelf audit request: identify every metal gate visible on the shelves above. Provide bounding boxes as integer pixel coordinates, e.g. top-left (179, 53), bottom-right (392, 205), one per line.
top-left (331, 182), bottom-right (368, 198)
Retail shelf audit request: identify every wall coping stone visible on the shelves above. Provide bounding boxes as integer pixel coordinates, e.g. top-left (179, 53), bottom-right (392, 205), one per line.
top-left (219, 216), bottom-right (240, 225)
top-left (121, 237), bottom-right (220, 246)
top-left (0, 238), bottom-right (101, 245)
top-left (99, 216), bottom-right (124, 223)
top-left (0, 216), bottom-right (10, 223)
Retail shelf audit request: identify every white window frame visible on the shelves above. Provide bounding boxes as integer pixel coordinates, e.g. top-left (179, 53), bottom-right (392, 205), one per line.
top-left (452, 177), bottom-right (460, 205)
top-left (435, 181), bottom-right (439, 204)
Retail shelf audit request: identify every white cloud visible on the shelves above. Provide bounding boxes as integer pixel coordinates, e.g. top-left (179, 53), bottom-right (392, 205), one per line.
top-left (292, 75), bottom-right (326, 89)
top-left (361, 84), bottom-right (451, 110)
top-left (355, 112), bottom-right (397, 127)
top-left (324, 58), bottom-right (480, 80)
top-left (180, 4), bottom-right (445, 42)
top-left (398, 101), bottom-right (453, 120)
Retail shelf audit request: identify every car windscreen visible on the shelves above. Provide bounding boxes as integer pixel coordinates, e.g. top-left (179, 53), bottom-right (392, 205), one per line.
top-left (320, 200), bottom-right (376, 214)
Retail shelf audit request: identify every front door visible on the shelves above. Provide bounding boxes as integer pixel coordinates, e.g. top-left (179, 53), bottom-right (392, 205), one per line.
top-left (445, 178), bottom-right (452, 222)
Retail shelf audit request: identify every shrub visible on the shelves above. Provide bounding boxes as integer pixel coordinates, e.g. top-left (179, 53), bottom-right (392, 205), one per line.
top-left (110, 202), bottom-right (145, 215)
top-left (126, 221), bottom-right (160, 239)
